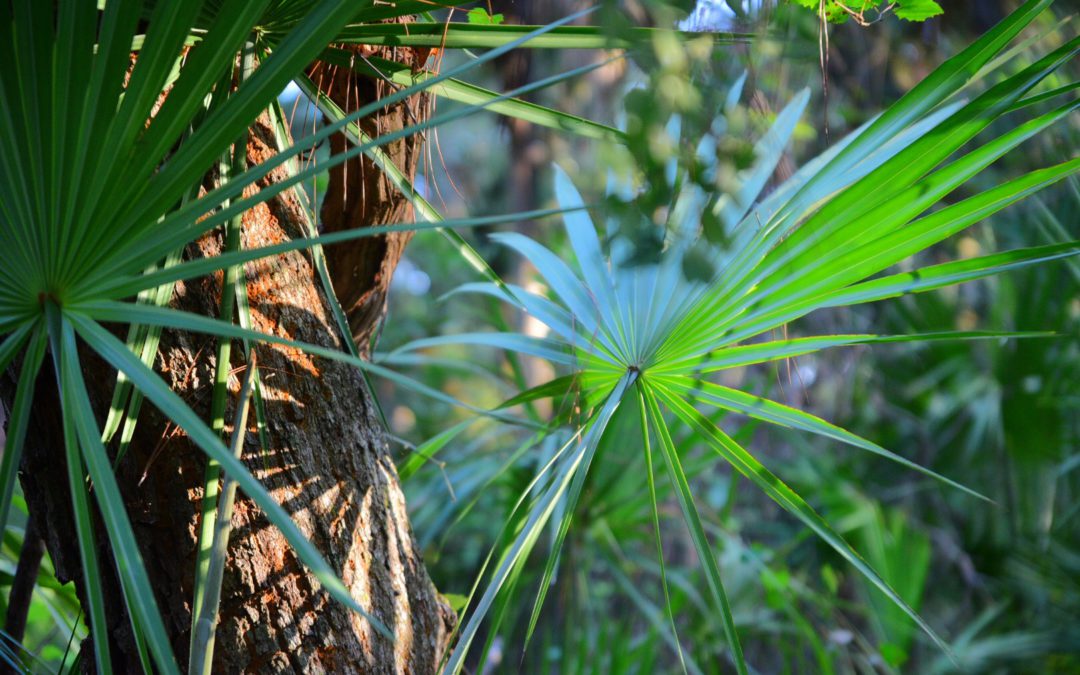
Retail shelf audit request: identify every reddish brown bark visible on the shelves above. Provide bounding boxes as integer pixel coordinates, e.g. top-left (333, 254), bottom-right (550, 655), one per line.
top-left (304, 34), bottom-right (431, 356)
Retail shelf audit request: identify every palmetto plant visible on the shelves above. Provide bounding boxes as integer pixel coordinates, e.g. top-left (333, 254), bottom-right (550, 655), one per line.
top-left (386, 2), bottom-right (1080, 670)
top-left (0, 1), bottom-right (759, 672)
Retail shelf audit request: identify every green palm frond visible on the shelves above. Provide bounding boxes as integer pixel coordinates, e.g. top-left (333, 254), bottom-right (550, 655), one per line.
top-left (3, 3), bottom-right (374, 670)
top-left (396, 2), bottom-right (1079, 670)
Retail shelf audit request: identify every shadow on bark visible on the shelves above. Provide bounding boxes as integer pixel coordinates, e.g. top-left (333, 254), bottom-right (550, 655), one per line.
top-left (2, 57), bottom-right (453, 672)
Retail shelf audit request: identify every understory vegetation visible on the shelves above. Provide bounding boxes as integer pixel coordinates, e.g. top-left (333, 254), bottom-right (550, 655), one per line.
top-left (0, 0), bottom-right (1077, 673)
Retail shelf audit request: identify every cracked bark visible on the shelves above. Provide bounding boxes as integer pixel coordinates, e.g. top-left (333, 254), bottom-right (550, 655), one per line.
top-left (1, 38), bottom-right (452, 675)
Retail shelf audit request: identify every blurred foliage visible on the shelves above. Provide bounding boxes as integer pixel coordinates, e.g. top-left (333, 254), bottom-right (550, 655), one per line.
top-left (0, 499), bottom-right (83, 673)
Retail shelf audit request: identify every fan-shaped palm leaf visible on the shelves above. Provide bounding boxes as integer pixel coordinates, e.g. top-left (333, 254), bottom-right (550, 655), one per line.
top-left (397, 2), bottom-right (1079, 670)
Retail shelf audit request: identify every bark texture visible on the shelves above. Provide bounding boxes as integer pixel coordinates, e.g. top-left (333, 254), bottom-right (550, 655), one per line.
top-left (304, 37), bottom-right (430, 356)
top-left (3, 39), bottom-right (451, 675)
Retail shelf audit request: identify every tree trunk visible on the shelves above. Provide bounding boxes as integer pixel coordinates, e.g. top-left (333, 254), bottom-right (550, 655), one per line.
top-left (2, 41), bottom-right (452, 674)
top-left (304, 39), bottom-right (431, 356)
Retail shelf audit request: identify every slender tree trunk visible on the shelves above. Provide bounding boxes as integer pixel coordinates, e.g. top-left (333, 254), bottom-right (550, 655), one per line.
top-left (2, 39), bottom-right (452, 675)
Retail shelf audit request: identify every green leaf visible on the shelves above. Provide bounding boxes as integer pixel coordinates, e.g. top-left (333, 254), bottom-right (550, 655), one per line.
top-left (749, 104), bottom-right (1080, 321)
top-left (636, 389), bottom-right (694, 675)
top-left (388, 332), bottom-right (578, 367)
top-left (659, 375), bottom-right (987, 501)
top-left (0, 326), bottom-right (45, 543)
top-left (192, 123), bottom-right (250, 639)
top-left (55, 313), bottom-right (179, 674)
top-left (641, 384), bottom-right (747, 675)
top-left (58, 377), bottom-right (113, 675)
top-left (101, 0), bottom-right (370, 257)
top-left (895, 0), bottom-right (944, 22)
top-left (820, 242), bottom-right (1080, 309)
top-left (285, 76), bottom-right (561, 413)
top-left (0, 322), bottom-right (34, 374)
top-left (443, 373), bottom-right (635, 674)
top-left (714, 88), bottom-right (810, 230)
top-left (495, 374), bottom-right (595, 411)
top-left (398, 420), bottom-right (476, 482)
top-left (335, 22), bottom-right (749, 50)
top-left (490, 232), bottom-right (610, 351)
top-left (682, 0), bottom-right (1055, 340)
top-left (467, 7), bottom-right (504, 25)
top-left (443, 282), bottom-right (625, 367)
top-left (652, 383), bottom-right (955, 661)
top-left (189, 352), bottom-right (260, 674)
top-left (66, 313), bottom-right (393, 640)
top-left (660, 331), bottom-right (1057, 374)
top-left (91, 8), bottom-right (611, 282)
top-left (553, 164), bottom-right (626, 353)
top-left (692, 154), bottom-right (1080, 353)
top-left (310, 51), bottom-right (623, 142)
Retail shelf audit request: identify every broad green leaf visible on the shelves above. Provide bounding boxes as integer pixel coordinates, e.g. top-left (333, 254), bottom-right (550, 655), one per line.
top-left (895, 0), bottom-right (944, 21)
top-left (467, 7), bottom-right (504, 25)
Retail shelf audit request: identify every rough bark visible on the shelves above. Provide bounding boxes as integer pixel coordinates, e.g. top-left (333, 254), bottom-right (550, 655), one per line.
top-left (2, 39), bottom-right (451, 675)
top-left (304, 37), bottom-right (431, 356)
